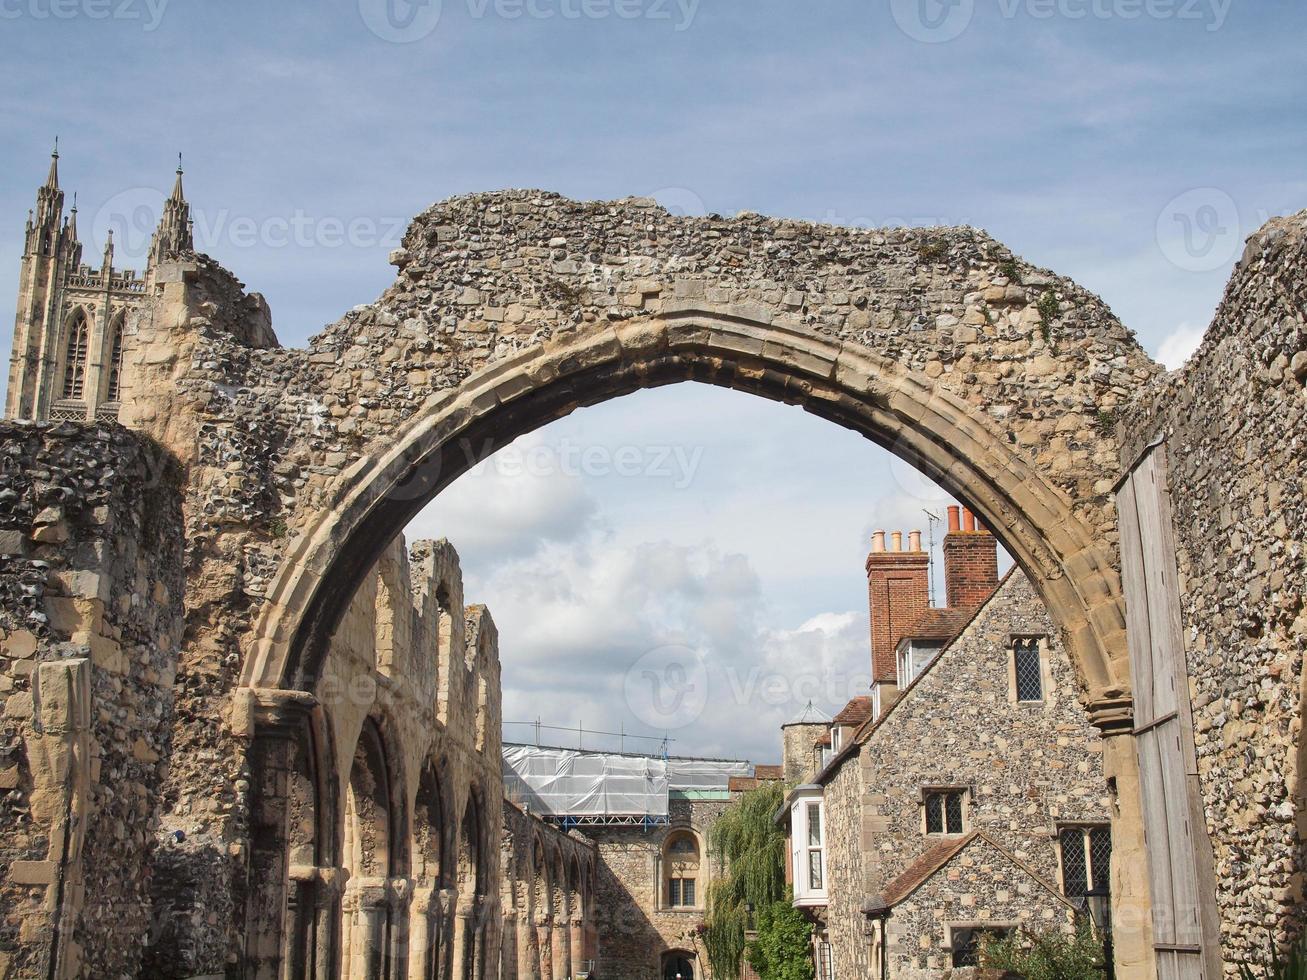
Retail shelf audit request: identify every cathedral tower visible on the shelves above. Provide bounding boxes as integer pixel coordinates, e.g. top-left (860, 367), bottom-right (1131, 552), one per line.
top-left (5, 149), bottom-right (194, 422)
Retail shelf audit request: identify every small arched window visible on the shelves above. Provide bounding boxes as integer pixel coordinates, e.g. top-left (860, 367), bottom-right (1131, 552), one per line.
top-left (105, 314), bottom-right (125, 403)
top-left (61, 310), bottom-right (89, 400)
top-left (663, 831), bottom-right (700, 908)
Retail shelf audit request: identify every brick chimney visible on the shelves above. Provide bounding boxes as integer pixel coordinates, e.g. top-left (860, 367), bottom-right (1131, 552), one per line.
top-left (942, 505), bottom-right (999, 611)
top-left (865, 529), bottom-right (930, 687)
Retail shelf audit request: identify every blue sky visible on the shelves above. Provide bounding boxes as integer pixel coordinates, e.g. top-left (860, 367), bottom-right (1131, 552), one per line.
top-left (4, 0), bottom-right (1304, 759)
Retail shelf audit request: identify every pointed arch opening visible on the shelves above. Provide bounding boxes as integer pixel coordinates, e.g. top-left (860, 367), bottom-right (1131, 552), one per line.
top-left (59, 307), bottom-right (90, 401)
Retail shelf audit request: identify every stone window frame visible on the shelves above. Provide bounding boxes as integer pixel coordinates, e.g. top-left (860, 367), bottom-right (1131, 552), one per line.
top-left (1006, 632), bottom-right (1052, 705)
top-left (656, 826), bottom-right (706, 914)
top-left (945, 921), bottom-right (1019, 968)
top-left (920, 785), bottom-right (970, 837)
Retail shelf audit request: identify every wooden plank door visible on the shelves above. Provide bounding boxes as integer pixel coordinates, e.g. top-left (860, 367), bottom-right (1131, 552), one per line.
top-left (1117, 443), bottom-right (1221, 980)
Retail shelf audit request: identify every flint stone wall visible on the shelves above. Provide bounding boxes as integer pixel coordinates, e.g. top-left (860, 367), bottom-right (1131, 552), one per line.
top-left (0, 421), bottom-right (184, 979)
top-left (110, 193), bottom-right (1161, 969)
top-left (1117, 211), bottom-right (1307, 972)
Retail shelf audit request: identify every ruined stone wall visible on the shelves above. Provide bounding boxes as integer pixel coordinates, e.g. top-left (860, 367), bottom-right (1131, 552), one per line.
top-left (101, 193), bottom-right (1161, 968)
top-left (1117, 210), bottom-right (1307, 970)
top-left (580, 797), bottom-right (730, 980)
top-left (822, 571), bottom-right (1110, 978)
top-left (0, 421), bottom-right (184, 978)
top-left (499, 800), bottom-right (597, 977)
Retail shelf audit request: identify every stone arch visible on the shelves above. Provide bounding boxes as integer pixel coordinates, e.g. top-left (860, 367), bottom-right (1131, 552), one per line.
top-left (661, 828), bottom-right (703, 910)
top-left (454, 788), bottom-right (487, 980)
top-left (340, 716), bottom-right (407, 980)
top-left (410, 759), bottom-right (447, 978)
top-left (245, 313), bottom-right (1131, 725)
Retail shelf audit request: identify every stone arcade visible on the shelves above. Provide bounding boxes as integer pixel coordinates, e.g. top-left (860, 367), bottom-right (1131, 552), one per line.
top-left (0, 155), bottom-right (1304, 978)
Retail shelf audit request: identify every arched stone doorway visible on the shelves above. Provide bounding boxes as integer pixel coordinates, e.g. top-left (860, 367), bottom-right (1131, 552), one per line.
top-left (661, 950), bottom-right (696, 980)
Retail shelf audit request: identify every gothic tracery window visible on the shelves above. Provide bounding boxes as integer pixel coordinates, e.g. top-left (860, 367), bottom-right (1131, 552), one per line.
top-left (61, 309), bottom-right (89, 400)
top-left (105, 314), bottom-right (125, 402)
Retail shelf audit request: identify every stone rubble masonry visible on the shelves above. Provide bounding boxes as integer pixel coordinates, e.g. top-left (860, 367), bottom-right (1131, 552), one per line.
top-left (98, 190), bottom-right (1164, 971)
top-left (499, 800), bottom-right (599, 979)
top-left (1116, 211), bottom-right (1307, 972)
top-left (579, 797), bottom-right (729, 980)
top-left (820, 570), bottom-right (1110, 979)
top-left (0, 186), bottom-right (1301, 975)
top-left (0, 420), bottom-right (185, 979)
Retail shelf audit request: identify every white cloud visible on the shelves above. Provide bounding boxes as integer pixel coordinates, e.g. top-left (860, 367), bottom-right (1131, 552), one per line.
top-left (1155, 322), bottom-right (1207, 370)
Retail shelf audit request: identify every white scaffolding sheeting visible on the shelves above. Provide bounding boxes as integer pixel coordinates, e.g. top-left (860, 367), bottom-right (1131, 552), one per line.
top-left (502, 744), bottom-right (753, 820)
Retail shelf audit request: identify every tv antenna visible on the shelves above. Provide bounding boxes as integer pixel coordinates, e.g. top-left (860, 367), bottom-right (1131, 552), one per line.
top-left (923, 508), bottom-right (941, 605)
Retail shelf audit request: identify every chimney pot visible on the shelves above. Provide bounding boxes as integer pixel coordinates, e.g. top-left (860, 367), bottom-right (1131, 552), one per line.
top-left (962, 508), bottom-right (976, 532)
top-left (891, 531), bottom-right (903, 552)
top-left (871, 531), bottom-right (886, 554)
top-left (947, 505), bottom-right (961, 532)
top-left (908, 530), bottom-right (922, 552)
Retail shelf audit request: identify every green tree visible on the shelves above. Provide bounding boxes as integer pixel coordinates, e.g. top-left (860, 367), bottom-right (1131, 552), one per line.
top-left (980, 922), bottom-right (1106, 980)
top-left (703, 781), bottom-right (788, 979)
top-left (746, 899), bottom-right (815, 980)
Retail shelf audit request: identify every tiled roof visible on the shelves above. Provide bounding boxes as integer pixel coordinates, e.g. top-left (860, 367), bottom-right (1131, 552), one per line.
top-left (878, 832), bottom-right (979, 906)
top-left (753, 765), bottom-right (783, 781)
top-left (832, 696), bottom-right (874, 726)
top-left (868, 829), bottom-right (1077, 912)
top-left (899, 607), bottom-right (974, 644)
top-left (728, 776), bottom-right (758, 792)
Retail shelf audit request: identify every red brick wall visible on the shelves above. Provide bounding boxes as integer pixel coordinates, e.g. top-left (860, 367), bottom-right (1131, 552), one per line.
top-left (864, 548), bottom-right (930, 683)
top-left (942, 528), bottom-right (998, 610)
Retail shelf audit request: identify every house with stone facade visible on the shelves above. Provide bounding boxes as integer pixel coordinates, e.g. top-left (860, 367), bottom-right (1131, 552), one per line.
top-left (779, 507), bottom-right (1112, 979)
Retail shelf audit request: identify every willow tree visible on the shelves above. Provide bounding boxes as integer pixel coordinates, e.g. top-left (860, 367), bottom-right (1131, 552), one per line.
top-left (704, 780), bottom-right (788, 978)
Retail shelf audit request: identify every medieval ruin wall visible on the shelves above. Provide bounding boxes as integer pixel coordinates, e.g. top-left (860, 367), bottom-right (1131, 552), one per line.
top-left (1118, 211), bottom-right (1307, 969)
top-left (0, 421), bottom-right (184, 978)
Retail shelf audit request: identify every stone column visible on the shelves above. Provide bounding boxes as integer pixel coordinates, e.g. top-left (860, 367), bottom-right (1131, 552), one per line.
top-left (388, 877), bottom-right (412, 980)
top-left (345, 882), bottom-right (390, 980)
top-left (518, 908), bottom-right (539, 980)
top-left (552, 915), bottom-right (570, 980)
top-left (314, 868), bottom-right (346, 980)
top-left (243, 695), bottom-right (316, 980)
top-left (1099, 728), bottom-right (1159, 980)
top-left (536, 916), bottom-right (553, 980)
top-left (500, 910), bottom-right (518, 980)
top-left (451, 905), bottom-right (474, 980)
top-left (407, 887), bottom-right (438, 980)
top-left (569, 918), bottom-right (584, 976)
